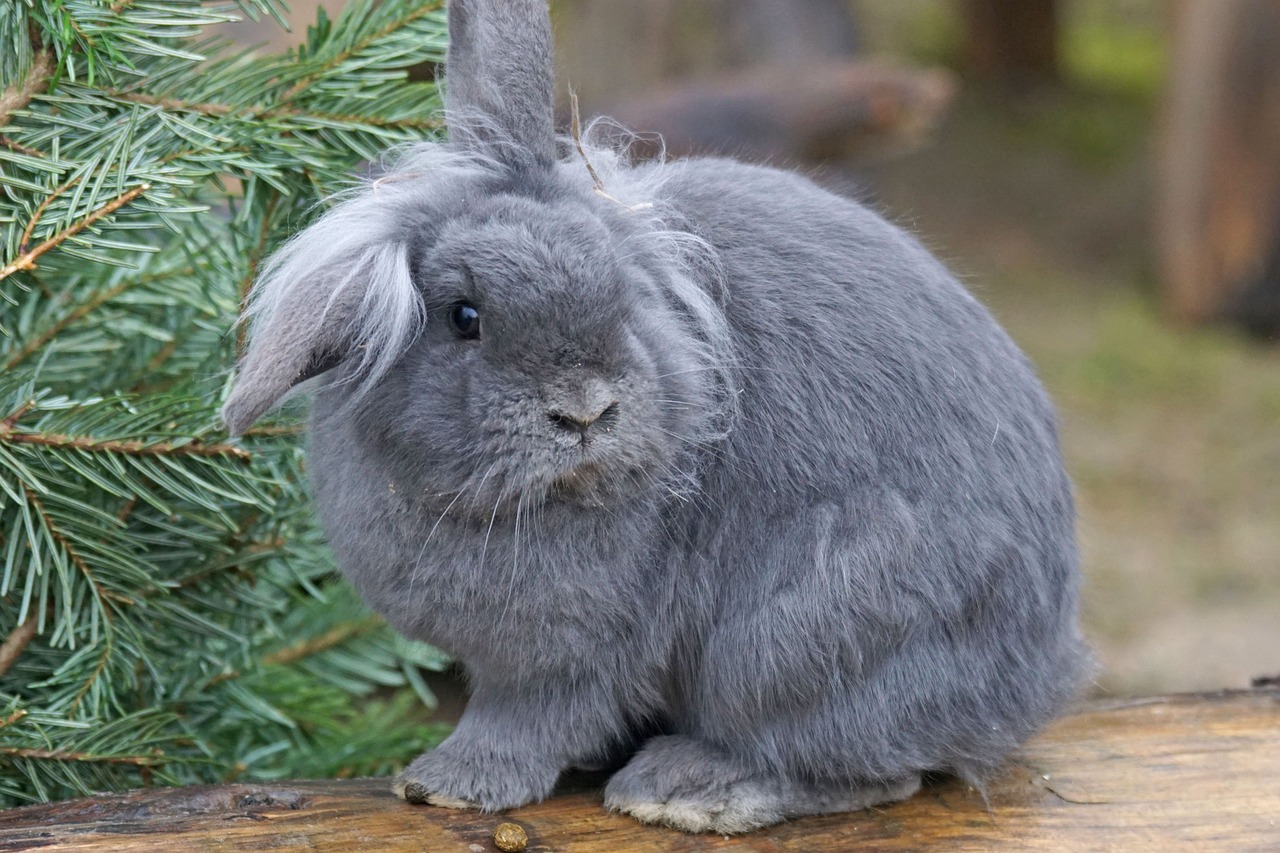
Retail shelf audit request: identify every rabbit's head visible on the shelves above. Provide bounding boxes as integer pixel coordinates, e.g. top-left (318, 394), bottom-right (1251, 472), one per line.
top-left (222, 0), bottom-right (732, 512)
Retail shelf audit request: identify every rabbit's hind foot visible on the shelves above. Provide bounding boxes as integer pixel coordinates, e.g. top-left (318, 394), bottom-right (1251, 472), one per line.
top-left (603, 734), bottom-right (920, 834)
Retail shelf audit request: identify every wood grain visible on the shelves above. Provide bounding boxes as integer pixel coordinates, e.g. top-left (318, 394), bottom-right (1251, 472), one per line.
top-left (2, 689), bottom-right (1277, 852)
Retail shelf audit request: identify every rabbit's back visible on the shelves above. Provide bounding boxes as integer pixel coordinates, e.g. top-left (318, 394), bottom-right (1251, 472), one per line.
top-left (649, 157), bottom-right (1086, 780)
top-left (656, 156), bottom-right (1071, 532)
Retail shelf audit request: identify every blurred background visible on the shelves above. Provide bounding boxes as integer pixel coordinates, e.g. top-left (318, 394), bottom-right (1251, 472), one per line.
top-left (222, 0), bottom-right (1280, 698)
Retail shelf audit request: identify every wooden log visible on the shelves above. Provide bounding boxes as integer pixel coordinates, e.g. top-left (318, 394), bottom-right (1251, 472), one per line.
top-left (1157, 0), bottom-right (1280, 332)
top-left (2, 689), bottom-right (1278, 851)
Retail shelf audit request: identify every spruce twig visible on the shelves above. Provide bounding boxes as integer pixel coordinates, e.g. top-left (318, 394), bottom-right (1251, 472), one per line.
top-left (104, 91), bottom-right (444, 130)
top-left (0, 617), bottom-right (39, 678)
top-left (279, 1), bottom-right (446, 101)
top-left (0, 49), bottom-right (53, 129)
top-left (0, 747), bottom-right (163, 767)
top-left (0, 184), bottom-right (152, 282)
top-left (19, 177), bottom-right (83, 254)
top-left (0, 423), bottom-right (251, 462)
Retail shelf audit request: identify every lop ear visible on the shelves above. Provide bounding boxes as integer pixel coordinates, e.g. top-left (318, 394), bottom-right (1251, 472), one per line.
top-left (445, 0), bottom-right (557, 166)
top-left (221, 200), bottom-right (422, 437)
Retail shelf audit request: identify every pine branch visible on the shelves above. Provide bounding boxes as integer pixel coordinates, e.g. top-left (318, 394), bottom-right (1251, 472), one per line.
top-left (236, 192), bottom-right (279, 353)
top-left (280, 0), bottom-right (446, 101)
top-left (0, 49), bottom-right (52, 129)
top-left (0, 709), bottom-right (29, 728)
top-left (5, 277), bottom-right (132, 371)
top-left (0, 747), bottom-right (164, 767)
top-left (68, 641), bottom-right (114, 716)
top-left (0, 422), bottom-right (250, 462)
top-left (0, 0), bottom-right (450, 806)
top-left (103, 90), bottom-right (444, 130)
top-left (207, 616), bottom-right (384, 687)
top-left (1, 135), bottom-right (45, 158)
top-left (0, 183), bottom-right (151, 282)
top-left (244, 425), bottom-right (305, 438)
top-left (20, 482), bottom-right (126, 608)
top-left (134, 338), bottom-right (183, 387)
top-left (2, 400), bottom-right (35, 429)
top-left (19, 176), bottom-right (82, 254)
top-left (263, 617), bottom-right (384, 668)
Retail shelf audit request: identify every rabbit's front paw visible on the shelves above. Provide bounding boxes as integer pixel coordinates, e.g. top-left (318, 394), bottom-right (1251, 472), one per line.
top-left (604, 735), bottom-right (786, 834)
top-left (393, 741), bottom-right (559, 812)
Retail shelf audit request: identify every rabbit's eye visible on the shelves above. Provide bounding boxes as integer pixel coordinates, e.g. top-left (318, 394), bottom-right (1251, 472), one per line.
top-left (449, 303), bottom-right (481, 340)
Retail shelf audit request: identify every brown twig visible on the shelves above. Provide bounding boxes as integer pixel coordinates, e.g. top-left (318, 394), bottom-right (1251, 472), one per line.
top-left (261, 617), bottom-right (383, 667)
top-left (0, 747), bottom-right (163, 767)
top-left (2, 400), bottom-right (35, 429)
top-left (0, 709), bottom-right (29, 728)
top-left (171, 537), bottom-right (282, 591)
top-left (0, 49), bottom-right (53, 130)
top-left (68, 641), bottom-right (113, 715)
top-left (115, 495), bottom-right (139, 524)
top-left (105, 91), bottom-right (444, 130)
top-left (0, 616), bottom-right (39, 678)
top-left (1, 135), bottom-right (45, 158)
top-left (20, 176), bottom-right (84, 254)
top-left (132, 337), bottom-right (181, 390)
top-left (569, 90), bottom-right (606, 193)
top-left (0, 183), bottom-right (152, 283)
top-left (206, 617), bottom-right (383, 687)
top-left (569, 91), bottom-right (653, 214)
top-left (0, 423), bottom-right (251, 462)
top-left (243, 424), bottom-right (305, 438)
top-left (20, 485), bottom-right (130, 609)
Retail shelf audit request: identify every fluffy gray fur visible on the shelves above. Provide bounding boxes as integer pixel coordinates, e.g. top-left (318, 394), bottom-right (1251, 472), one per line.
top-left (223, 0), bottom-right (1088, 835)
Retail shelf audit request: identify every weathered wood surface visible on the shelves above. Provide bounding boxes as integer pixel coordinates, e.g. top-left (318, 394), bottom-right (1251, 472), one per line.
top-left (1, 689), bottom-right (1277, 852)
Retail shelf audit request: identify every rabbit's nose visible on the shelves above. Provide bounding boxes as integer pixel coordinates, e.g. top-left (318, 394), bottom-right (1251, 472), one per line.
top-left (547, 401), bottom-right (619, 436)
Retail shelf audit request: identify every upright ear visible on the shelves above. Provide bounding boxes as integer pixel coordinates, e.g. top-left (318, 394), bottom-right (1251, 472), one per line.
top-left (221, 196), bottom-right (422, 437)
top-left (445, 0), bottom-right (557, 166)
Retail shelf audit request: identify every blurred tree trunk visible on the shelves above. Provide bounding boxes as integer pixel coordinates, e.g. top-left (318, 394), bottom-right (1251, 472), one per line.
top-left (1157, 0), bottom-right (1280, 334)
top-left (957, 0), bottom-right (1059, 83)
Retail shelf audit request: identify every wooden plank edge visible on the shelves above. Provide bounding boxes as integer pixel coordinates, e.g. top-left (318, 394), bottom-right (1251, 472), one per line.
top-left (0, 687), bottom-right (1277, 852)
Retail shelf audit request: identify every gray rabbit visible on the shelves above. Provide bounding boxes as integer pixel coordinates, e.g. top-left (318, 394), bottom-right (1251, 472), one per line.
top-left (222, 0), bottom-right (1088, 835)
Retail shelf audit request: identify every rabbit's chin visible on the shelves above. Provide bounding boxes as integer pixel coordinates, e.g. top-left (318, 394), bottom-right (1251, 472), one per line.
top-left (544, 459), bottom-right (655, 508)
top-left (422, 454), bottom-right (664, 524)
